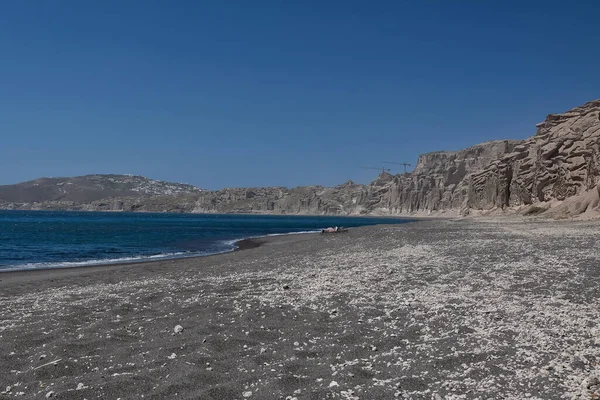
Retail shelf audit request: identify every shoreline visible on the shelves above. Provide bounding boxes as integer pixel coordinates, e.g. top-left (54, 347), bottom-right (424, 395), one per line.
top-left (0, 213), bottom-right (423, 275)
top-left (0, 230), bottom-right (320, 276)
top-left (0, 231), bottom-right (321, 285)
top-left (0, 211), bottom-right (419, 275)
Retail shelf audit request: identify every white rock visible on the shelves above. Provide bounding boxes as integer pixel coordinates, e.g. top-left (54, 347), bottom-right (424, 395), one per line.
top-left (329, 381), bottom-right (339, 387)
top-left (168, 353), bottom-right (177, 359)
top-left (243, 391), bottom-right (253, 397)
top-left (45, 391), bottom-right (55, 398)
top-left (76, 383), bottom-right (85, 390)
top-left (174, 325), bottom-right (184, 334)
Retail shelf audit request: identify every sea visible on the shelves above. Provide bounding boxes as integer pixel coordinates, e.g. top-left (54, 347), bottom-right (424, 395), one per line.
top-left (0, 210), bottom-right (412, 272)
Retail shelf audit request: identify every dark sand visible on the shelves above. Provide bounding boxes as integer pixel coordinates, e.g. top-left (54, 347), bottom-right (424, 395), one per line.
top-left (1, 220), bottom-right (599, 399)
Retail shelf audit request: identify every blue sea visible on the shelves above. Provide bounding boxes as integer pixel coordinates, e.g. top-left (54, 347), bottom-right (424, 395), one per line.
top-left (0, 211), bottom-right (411, 271)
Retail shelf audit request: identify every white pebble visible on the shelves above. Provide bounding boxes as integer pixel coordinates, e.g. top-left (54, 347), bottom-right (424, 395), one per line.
top-left (174, 325), bottom-right (184, 334)
top-left (243, 391), bottom-right (253, 397)
top-left (168, 353), bottom-right (177, 359)
top-left (329, 381), bottom-right (339, 387)
top-left (45, 391), bottom-right (55, 398)
top-left (76, 383), bottom-right (85, 390)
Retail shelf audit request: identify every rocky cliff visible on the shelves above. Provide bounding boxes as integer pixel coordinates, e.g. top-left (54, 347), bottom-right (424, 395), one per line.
top-left (2, 99), bottom-right (599, 218)
top-left (373, 140), bottom-right (521, 214)
top-left (470, 100), bottom-right (600, 211)
top-left (368, 99), bottom-right (600, 216)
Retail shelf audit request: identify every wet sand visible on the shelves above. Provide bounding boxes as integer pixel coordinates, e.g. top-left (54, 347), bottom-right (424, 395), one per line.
top-left (1, 220), bottom-right (599, 399)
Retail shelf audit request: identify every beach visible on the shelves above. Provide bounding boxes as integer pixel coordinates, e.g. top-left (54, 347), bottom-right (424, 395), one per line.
top-left (1, 219), bottom-right (599, 399)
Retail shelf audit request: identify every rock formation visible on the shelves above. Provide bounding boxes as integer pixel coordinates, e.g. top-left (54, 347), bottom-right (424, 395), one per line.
top-left (372, 99), bottom-right (599, 216)
top-left (373, 140), bottom-right (521, 214)
top-left (1, 99), bottom-right (599, 218)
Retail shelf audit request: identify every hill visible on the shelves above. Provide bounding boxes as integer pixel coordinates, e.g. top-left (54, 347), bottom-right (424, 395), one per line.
top-left (0, 174), bottom-right (202, 203)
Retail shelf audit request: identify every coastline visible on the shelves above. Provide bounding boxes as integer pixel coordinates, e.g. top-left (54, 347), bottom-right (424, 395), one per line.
top-left (2, 219), bottom-right (598, 399)
top-left (0, 231), bottom-right (318, 285)
top-left (0, 210), bottom-right (417, 274)
top-left (0, 228), bottom-right (325, 276)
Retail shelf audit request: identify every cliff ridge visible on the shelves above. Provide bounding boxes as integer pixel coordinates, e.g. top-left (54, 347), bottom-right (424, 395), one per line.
top-left (1, 99), bottom-right (599, 218)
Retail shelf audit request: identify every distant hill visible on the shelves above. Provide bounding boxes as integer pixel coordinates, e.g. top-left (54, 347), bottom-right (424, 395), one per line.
top-left (0, 174), bottom-right (202, 203)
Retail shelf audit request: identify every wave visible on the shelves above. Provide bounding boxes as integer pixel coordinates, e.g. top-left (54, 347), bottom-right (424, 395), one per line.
top-left (221, 230), bottom-right (319, 247)
top-left (226, 229), bottom-right (320, 249)
top-left (0, 249), bottom-right (227, 272)
top-left (0, 230), bottom-right (321, 272)
top-left (265, 230), bottom-right (321, 237)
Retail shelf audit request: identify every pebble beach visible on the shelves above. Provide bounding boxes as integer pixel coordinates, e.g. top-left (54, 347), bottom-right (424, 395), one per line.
top-left (1, 219), bottom-right (599, 399)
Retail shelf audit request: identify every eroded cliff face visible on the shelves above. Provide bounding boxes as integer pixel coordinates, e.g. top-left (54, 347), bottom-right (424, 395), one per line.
top-left (191, 181), bottom-right (370, 215)
top-left (187, 99), bottom-right (600, 216)
top-left (2, 100), bottom-right (599, 217)
top-left (467, 100), bottom-right (600, 212)
top-left (355, 99), bottom-right (600, 216)
top-left (369, 140), bottom-right (521, 213)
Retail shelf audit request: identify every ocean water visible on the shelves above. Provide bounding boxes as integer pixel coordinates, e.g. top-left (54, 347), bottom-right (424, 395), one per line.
top-left (0, 211), bottom-right (412, 271)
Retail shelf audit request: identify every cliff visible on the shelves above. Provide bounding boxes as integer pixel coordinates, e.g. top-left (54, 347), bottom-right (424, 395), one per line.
top-left (363, 99), bottom-right (600, 217)
top-left (470, 100), bottom-right (600, 212)
top-left (374, 140), bottom-right (521, 214)
top-left (1, 99), bottom-right (599, 218)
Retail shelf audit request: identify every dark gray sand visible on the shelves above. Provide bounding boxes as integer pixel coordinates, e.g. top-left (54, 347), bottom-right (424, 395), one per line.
top-left (1, 220), bottom-right (599, 399)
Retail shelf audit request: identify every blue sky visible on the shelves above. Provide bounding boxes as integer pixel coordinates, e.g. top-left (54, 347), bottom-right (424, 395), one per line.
top-left (1, 1), bottom-right (599, 189)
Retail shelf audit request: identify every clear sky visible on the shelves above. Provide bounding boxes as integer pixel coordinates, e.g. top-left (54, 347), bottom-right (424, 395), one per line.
top-left (1, 1), bottom-right (599, 189)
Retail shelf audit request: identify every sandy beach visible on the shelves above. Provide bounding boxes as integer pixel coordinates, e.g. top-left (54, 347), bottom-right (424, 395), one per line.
top-left (1, 219), bottom-right (600, 399)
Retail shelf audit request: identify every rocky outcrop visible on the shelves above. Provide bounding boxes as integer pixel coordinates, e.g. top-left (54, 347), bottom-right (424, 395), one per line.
top-left (467, 99), bottom-right (600, 211)
top-left (191, 182), bottom-right (369, 215)
top-left (1, 99), bottom-right (599, 217)
top-left (365, 99), bottom-right (600, 216)
top-left (373, 140), bottom-right (521, 213)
